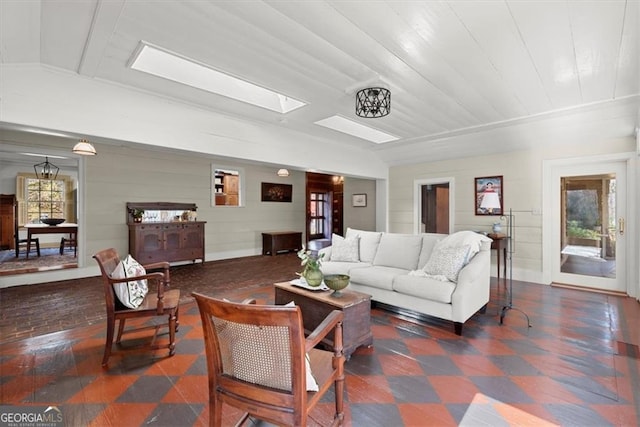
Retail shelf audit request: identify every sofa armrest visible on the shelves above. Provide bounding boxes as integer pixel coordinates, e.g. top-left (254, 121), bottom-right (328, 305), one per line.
top-left (450, 248), bottom-right (491, 323)
top-left (319, 246), bottom-right (332, 260)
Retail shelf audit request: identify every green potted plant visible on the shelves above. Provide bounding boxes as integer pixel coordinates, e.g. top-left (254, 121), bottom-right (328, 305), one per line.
top-left (131, 209), bottom-right (145, 223)
top-left (297, 246), bottom-right (324, 287)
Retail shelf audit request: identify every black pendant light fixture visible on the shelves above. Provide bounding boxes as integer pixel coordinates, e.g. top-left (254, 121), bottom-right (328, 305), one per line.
top-left (34, 157), bottom-right (60, 180)
top-left (355, 87), bottom-right (391, 118)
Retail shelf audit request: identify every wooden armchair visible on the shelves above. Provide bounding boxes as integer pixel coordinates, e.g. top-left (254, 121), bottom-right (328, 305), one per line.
top-left (192, 292), bottom-right (345, 426)
top-left (93, 248), bottom-right (180, 367)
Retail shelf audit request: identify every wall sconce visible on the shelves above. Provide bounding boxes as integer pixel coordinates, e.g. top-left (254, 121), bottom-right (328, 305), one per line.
top-left (277, 168), bottom-right (290, 177)
top-left (72, 139), bottom-right (97, 155)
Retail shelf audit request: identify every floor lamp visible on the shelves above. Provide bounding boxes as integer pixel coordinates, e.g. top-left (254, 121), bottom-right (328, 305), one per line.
top-left (499, 209), bottom-right (531, 328)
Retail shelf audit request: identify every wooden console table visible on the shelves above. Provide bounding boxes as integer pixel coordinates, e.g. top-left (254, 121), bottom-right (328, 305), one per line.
top-left (262, 231), bottom-right (302, 256)
top-left (274, 281), bottom-right (373, 359)
top-left (489, 233), bottom-right (508, 279)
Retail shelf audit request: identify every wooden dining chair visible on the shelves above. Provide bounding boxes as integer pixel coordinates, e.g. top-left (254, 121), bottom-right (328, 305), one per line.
top-left (93, 248), bottom-right (180, 367)
top-left (192, 292), bottom-right (346, 427)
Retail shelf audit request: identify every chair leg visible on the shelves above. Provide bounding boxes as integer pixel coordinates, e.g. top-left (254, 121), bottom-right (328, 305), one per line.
top-left (116, 319), bottom-right (126, 343)
top-left (168, 310), bottom-right (177, 356)
top-left (334, 376), bottom-right (345, 425)
top-left (59, 238), bottom-right (65, 255)
top-left (103, 317), bottom-right (115, 366)
top-left (35, 239), bottom-right (40, 257)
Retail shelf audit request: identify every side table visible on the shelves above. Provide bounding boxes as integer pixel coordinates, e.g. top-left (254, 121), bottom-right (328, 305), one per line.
top-left (488, 233), bottom-right (507, 279)
top-left (274, 282), bottom-right (373, 359)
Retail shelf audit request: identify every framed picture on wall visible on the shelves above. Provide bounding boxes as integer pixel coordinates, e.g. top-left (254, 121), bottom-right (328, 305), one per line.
top-left (475, 176), bottom-right (503, 215)
top-left (261, 182), bottom-right (292, 202)
top-left (352, 193), bottom-right (367, 207)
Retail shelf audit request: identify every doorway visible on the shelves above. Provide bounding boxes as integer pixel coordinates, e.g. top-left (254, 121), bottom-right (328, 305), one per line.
top-left (414, 178), bottom-right (454, 234)
top-left (546, 158), bottom-right (628, 293)
top-left (306, 172), bottom-right (343, 251)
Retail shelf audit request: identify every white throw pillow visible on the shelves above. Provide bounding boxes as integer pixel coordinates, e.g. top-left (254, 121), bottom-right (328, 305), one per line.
top-left (330, 233), bottom-right (360, 262)
top-left (283, 301), bottom-right (319, 391)
top-left (436, 231), bottom-right (492, 261)
top-left (111, 255), bottom-right (148, 309)
top-left (423, 245), bottom-right (471, 283)
top-left (345, 228), bottom-right (382, 263)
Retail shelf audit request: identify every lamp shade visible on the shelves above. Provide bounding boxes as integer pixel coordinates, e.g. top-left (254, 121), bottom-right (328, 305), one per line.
top-left (73, 140), bottom-right (97, 155)
top-left (277, 168), bottom-right (290, 177)
top-left (356, 87), bottom-right (390, 118)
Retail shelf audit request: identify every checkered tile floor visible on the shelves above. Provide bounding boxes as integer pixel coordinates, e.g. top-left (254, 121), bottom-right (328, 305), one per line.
top-left (1, 280), bottom-right (640, 426)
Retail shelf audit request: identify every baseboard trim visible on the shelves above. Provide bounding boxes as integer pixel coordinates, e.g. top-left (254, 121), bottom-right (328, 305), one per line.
top-left (551, 282), bottom-right (627, 296)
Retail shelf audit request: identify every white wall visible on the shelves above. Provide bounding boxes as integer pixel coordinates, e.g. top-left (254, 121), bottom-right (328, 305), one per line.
top-left (388, 137), bottom-right (636, 284)
top-left (343, 177), bottom-right (376, 233)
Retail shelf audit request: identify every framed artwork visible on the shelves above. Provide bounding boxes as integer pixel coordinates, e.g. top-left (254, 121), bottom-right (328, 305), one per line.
top-left (352, 193), bottom-right (367, 207)
top-left (261, 182), bottom-right (292, 202)
top-left (475, 176), bottom-right (503, 216)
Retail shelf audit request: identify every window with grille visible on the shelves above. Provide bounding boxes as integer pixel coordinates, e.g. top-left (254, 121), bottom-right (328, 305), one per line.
top-left (26, 178), bottom-right (65, 222)
top-left (309, 192), bottom-right (328, 239)
top-left (16, 174), bottom-right (75, 225)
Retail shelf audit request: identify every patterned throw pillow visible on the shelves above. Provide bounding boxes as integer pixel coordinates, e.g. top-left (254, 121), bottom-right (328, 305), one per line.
top-left (423, 245), bottom-right (471, 283)
top-left (111, 255), bottom-right (149, 308)
top-left (330, 233), bottom-right (360, 262)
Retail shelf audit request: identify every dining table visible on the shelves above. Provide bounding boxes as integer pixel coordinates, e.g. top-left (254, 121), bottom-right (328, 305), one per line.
top-left (24, 223), bottom-right (78, 259)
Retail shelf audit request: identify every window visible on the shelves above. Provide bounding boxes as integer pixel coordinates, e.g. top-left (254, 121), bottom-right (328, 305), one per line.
top-left (16, 174), bottom-right (75, 225)
top-left (309, 192), bottom-right (328, 239)
top-left (212, 165), bottom-right (245, 207)
top-left (26, 178), bottom-right (65, 221)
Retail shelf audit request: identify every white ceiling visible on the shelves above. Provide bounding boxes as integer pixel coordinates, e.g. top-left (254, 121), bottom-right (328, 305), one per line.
top-left (1, 0), bottom-right (638, 166)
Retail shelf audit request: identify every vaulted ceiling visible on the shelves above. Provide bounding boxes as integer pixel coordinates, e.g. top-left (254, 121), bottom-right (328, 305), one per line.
top-left (1, 1), bottom-right (638, 167)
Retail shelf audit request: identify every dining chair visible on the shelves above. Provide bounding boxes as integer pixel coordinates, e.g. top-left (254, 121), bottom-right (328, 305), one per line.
top-left (93, 248), bottom-right (179, 367)
top-left (192, 292), bottom-right (346, 426)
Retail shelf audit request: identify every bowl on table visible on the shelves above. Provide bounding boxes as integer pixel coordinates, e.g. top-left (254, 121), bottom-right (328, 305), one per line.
top-left (41, 218), bottom-right (65, 226)
top-left (323, 274), bottom-right (350, 296)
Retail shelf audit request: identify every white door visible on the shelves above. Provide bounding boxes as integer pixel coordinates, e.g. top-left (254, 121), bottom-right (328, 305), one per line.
top-left (550, 161), bottom-right (627, 292)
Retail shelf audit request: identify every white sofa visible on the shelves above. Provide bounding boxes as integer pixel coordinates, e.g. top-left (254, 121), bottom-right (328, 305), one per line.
top-left (319, 228), bottom-right (492, 335)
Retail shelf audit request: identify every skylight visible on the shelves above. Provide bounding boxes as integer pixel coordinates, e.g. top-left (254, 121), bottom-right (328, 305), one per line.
top-left (129, 42), bottom-right (306, 114)
top-left (314, 116), bottom-right (399, 144)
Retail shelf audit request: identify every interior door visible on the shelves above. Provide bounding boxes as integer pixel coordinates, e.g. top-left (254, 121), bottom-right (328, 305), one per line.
top-left (551, 161), bottom-right (626, 292)
top-left (415, 178), bottom-right (453, 234)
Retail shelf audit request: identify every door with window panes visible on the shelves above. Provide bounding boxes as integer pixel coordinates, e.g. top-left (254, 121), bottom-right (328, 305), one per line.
top-left (309, 192), bottom-right (329, 240)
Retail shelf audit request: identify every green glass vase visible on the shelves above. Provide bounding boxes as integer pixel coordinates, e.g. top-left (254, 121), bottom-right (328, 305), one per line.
top-left (304, 267), bottom-right (324, 287)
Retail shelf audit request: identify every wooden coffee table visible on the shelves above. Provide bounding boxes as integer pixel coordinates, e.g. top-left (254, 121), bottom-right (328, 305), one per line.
top-left (274, 281), bottom-right (373, 359)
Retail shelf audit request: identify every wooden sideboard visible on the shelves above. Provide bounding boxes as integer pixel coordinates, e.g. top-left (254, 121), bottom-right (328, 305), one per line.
top-left (127, 202), bottom-right (205, 264)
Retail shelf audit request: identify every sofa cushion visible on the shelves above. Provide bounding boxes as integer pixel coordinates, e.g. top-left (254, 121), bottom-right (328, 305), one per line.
top-left (372, 233), bottom-right (423, 270)
top-left (417, 233), bottom-right (446, 269)
top-left (393, 275), bottom-right (457, 304)
top-left (422, 245), bottom-right (471, 282)
top-left (345, 228), bottom-right (382, 263)
top-left (321, 261), bottom-right (370, 276)
top-left (350, 266), bottom-right (406, 291)
top-left (330, 233), bottom-right (359, 262)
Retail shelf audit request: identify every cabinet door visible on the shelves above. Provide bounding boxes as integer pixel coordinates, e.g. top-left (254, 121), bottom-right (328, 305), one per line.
top-left (224, 175), bottom-right (239, 194)
top-left (163, 225), bottom-right (182, 251)
top-left (135, 225), bottom-right (164, 263)
top-left (182, 223), bottom-right (204, 259)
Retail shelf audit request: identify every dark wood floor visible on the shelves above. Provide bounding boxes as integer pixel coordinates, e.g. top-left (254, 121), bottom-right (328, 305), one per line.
top-left (1, 253), bottom-right (640, 426)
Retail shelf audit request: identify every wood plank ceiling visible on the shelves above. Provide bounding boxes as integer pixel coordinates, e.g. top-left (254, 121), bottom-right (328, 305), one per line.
top-left (1, 0), bottom-right (638, 165)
